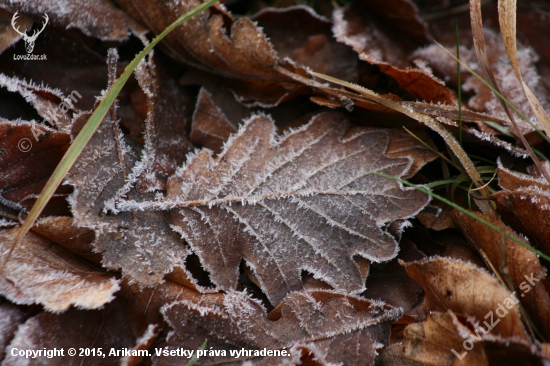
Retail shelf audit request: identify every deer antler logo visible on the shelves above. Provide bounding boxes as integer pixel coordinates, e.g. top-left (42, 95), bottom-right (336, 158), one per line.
top-left (11, 11), bottom-right (48, 54)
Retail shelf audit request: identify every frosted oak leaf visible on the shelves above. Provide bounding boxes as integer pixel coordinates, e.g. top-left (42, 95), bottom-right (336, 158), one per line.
top-left (119, 112), bottom-right (431, 304)
top-left (158, 290), bottom-right (401, 365)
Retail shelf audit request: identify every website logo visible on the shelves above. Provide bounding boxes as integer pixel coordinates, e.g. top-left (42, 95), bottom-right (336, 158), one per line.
top-left (11, 11), bottom-right (48, 60)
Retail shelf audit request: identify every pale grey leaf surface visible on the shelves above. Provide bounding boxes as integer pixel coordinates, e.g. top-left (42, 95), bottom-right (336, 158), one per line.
top-left (65, 110), bottom-right (190, 286)
top-left (119, 112), bottom-right (431, 304)
top-left (157, 290), bottom-right (400, 365)
top-left (133, 55), bottom-right (195, 193)
top-left (64, 53), bottom-right (190, 287)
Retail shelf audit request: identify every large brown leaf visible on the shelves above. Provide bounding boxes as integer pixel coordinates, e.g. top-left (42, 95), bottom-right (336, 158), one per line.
top-left (118, 112), bottom-right (433, 304)
top-left (158, 290), bottom-right (400, 365)
top-left (116, 280), bottom-right (399, 365)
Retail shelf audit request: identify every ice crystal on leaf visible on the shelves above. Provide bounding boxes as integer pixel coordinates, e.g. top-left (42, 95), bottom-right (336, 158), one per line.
top-left (119, 112), bottom-right (431, 304)
top-left (158, 290), bottom-right (401, 365)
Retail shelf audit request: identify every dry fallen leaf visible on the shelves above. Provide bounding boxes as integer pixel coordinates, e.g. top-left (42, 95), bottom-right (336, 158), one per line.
top-left (0, 227), bottom-right (119, 311)
top-left (115, 0), bottom-right (280, 81)
top-left (377, 311), bottom-right (486, 365)
top-left (133, 54), bottom-right (195, 192)
top-left (0, 300), bottom-right (26, 361)
top-left (403, 256), bottom-right (530, 340)
top-left (2, 302), bottom-right (148, 366)
top-left (493, 189), bottom-right (550, 254)
top-left (159, 290), bottom-right (400, 365)
top-left (0, 120), bottom-right (71, 219)
top-left (332, 3), bottom-right (453, 104)
top-left (497, 159), bottom-right (550, 191)
top-left (377, 310), bottom-right (546, 365)
top-left (454, 209), bottom-right (550, 339)
top-left (2, 0), bottom-right (550, 363)
top-left (118, 112), bottom-right (434, 305)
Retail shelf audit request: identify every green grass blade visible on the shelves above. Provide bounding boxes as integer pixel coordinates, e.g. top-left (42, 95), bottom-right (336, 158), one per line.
top-left (467, 153), bottom-right (497, 166)
top-left (481, 120), bottom-right (513, 136)
top-left (467, 181), bottom-right (474, 209)
top-left (2, 0), bottom-right (219, 270)
top-left (186, 340), bottom-right (207, 366)
top-left (371, 171), bottom-right (550, 263)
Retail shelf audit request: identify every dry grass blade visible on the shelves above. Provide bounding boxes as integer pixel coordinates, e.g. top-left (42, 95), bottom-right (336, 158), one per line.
top-left (436, 40), bottom-right (550, 185)
top-left (498, 0), bottom-right (550, 139)
top-left (468, 0), bottom-right (550, 184)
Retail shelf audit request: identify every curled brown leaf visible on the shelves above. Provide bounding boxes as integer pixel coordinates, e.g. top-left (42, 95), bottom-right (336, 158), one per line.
top-left (454, 209), bottom-right (550, 339)
top-left (403, 256), bottom-right (530, 340)
top-left (0, 228), bottom-right (119, 311)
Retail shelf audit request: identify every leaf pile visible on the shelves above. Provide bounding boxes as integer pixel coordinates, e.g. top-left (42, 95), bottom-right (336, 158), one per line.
top-left (1, 0), bottom-right (550, 365)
